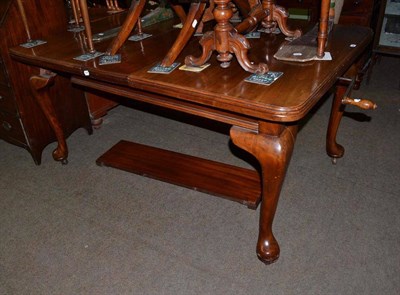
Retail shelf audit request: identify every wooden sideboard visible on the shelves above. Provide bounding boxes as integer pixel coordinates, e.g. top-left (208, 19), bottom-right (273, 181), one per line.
top-left (0, 0), bottom-right (91, 164)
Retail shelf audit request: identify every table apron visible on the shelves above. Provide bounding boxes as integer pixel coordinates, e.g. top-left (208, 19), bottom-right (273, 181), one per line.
top-left (71, 76), bottom-right (262, 132)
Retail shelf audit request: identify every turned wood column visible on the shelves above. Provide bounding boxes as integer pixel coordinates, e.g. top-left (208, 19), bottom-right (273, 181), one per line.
top-left (78, 0), bottom-right (95, 53)
top-left (70, 0), bottom-right (82, 28)
top-left (317, 0), bottom-right (331, 58)
top-left (261, 0), bottom-right (274, 30)
top-left (16, 0), bottom-right (32, 42)
top-left (186, 0), bottom-right (268, 73)
top-left (214, 0), bottom-right (235, 67)
top-left (260, 0), bottom-right (302, 38)
top-left (230, 122), bottom-right (298, 263)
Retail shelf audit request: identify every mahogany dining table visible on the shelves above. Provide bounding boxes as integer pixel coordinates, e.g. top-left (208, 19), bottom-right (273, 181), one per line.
top-left (9, 12), bottom-right (373, 263)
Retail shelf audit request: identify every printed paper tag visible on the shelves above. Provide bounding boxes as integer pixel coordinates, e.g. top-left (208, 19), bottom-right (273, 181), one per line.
top-left (74, 51), bottom-right (104, 61)
top-left (67, 26), bottom-right (85, 32)
top-left (173, 23), bottom-right (183, 29)
top-left (128, 33), bottom-right (152, 42)
top-left (148, 62), bottom-right (180, 74)
top-left (245, 32), bottom-right (261, 39)
top-left (230, 16), bottom-right (242, 23)
top-left (99, 54), bottom-right (122, 65)
top-left (244, 71), bottom-right (283, 86)
top-left (20, 39), bottom-right (47, 48)
top-left (314, 52), bottom-right (332, 61)
top-left (258, 27), bottom-right (281, 34)
top-left (179, 63), bottom-right (210, 72)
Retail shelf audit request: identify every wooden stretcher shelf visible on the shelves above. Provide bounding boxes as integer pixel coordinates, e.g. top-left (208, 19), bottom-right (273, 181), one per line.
top-left (96, 140), bottom-right (262, 209)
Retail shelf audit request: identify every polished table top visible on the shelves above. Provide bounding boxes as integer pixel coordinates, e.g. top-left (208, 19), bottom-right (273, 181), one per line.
top-left (8, 13), bottom-right (374, 264)
top-left (9, 15), bottom-right (372, 123)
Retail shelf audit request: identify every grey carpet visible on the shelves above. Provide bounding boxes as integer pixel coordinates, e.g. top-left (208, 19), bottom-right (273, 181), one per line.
top-left (0, 56), bottom-right (399, 294)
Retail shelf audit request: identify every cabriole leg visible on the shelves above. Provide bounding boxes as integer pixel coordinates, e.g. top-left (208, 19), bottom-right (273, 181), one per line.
top-left (326, 82), bottom-right (346, 163)
top-left (29, 71), bottom-right (68, 164)
top-left (230, 122), bottom-right (298, 264)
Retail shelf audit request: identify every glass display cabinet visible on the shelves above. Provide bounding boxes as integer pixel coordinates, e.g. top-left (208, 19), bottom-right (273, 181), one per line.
top-left (373, 0), bottom-right (400, 54)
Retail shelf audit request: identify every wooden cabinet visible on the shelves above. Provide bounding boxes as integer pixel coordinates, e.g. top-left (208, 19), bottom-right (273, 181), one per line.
top-left (339, 0), bottom-right (381, 27)
top-left (0, 0), bottom-right (91, 164)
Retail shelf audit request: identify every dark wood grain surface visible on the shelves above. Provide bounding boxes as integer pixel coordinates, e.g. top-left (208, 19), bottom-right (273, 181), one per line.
top-left (97, 140), bottom-right (261, 208)
top-left (9, 15), bottom-right (372, 122)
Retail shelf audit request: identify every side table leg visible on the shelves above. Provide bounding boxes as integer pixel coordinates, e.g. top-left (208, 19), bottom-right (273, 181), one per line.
top-left (161, 2), bottom-right (207, 67)
top-left (326, 80), bottom-right (377, 164)
top-left (326, 82), bottom-right (346, 162)
top-left (230, 122), bottom-right (298, 264)
top-left (106, 0), bottom-right (147, 55)
top-left (29, 72), bottom-right (68, 164)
